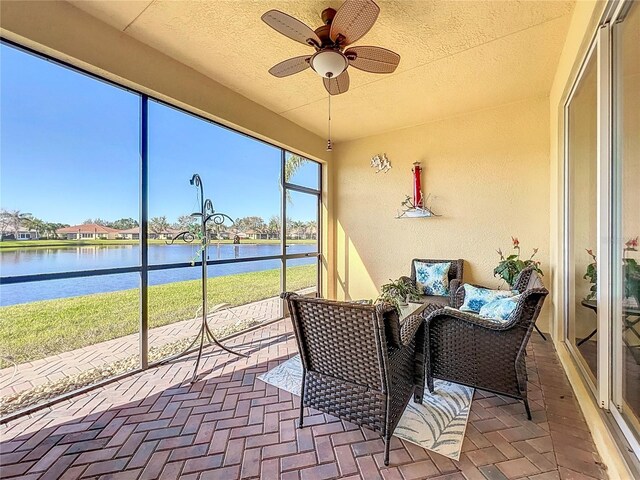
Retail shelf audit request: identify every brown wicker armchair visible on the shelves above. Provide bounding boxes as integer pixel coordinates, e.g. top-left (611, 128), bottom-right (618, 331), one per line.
top-left (400, 258), bottom-right (464, 306)
top-left (424, 267), bottom-right (548, 420)
top-left (282, 292), bottom-right (426, 466)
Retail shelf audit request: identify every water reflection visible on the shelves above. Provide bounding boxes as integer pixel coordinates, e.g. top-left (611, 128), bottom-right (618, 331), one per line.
top-left (0, 243), bottom-right (317, 306)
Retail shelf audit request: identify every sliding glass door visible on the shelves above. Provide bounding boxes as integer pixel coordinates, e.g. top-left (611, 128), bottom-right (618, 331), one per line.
top-left (612, 0), bottom-right (640, 448)
top-left (566, 45), bottom-right (599, 384)
top-left (564, 0), bottom-right (639, 457)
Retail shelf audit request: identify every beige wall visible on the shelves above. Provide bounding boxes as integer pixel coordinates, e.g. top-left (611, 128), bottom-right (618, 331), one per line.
top-left (332, 96), bottom-right (552, 330)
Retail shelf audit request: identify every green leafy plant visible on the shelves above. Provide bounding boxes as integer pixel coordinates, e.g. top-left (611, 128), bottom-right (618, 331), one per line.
top-left (583, 249), bottom-right (597, 301)
top-left (494, 237), bottom-right (543, 287)
top-left (376, 278), bottom-right (421, 312)
top-left (584, 238), bottom-right (640, 303)
top-left (623, 237), bottom-right (640, 303)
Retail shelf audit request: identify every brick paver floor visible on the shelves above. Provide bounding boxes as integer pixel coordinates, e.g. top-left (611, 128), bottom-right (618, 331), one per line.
top-left (0, 320), bottom-right (608, 479)
top-left (0, 296), bottom-right (283, 396)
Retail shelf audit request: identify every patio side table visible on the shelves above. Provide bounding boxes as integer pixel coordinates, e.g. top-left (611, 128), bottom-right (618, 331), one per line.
top-left (578, 299), bottom-right (640, 348)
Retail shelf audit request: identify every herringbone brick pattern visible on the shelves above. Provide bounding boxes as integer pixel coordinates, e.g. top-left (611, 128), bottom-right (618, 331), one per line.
top-left (0, 296), bottom-right (282, 395)
top-left (0, 320), bottom-right (608, 479)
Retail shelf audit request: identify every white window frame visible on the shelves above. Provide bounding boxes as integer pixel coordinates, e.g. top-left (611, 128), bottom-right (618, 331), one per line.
top-left (563, 37), bottom-right (601, 400)
top-left (608, 0), bottom-right (640, 457)
top-left (563, 0), bottom-right (640, 458)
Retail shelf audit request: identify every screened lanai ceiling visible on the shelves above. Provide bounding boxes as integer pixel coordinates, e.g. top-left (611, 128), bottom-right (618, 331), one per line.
top-left (69, 0), bottom-right (575, 142)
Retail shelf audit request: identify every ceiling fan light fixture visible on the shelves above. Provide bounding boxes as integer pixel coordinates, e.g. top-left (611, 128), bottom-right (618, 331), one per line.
top-left (310, 50), bottom-right (348, 78)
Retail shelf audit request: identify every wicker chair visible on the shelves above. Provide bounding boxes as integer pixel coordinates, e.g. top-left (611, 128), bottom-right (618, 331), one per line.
top-left (282, 292), bottom-right (426, 466)
top-left (424, 267), bottom-right (548, 419)
top-left (400, 258), bottom-right (464, 306)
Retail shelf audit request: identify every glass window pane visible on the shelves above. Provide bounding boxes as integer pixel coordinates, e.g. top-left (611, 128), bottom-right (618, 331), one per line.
top-left (285, 152), bottom-right (320, 190)
top-left (0, 273), bottom-right (140, 416)
top-left (148, 101), bottom-right (282, 265)
top-left (286, 259), bottom-right (318, 297)
top-left (566, 50), bottom-right (598, 382)
top-left (148, 260), bottom-right (282, 363)
top-left (613, 1), bottom-right (640, 443)
top-left (0, 44), bottom-right (140, 275)
top-left (286, 191), bottom-right (318, 254)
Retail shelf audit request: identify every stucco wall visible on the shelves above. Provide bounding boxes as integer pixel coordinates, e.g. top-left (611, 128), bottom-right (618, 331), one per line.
top-left (332, 96), bottom-right (552, 330)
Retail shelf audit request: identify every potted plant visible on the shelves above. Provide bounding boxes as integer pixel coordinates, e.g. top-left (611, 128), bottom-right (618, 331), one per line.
top-left (623, 237), bottom-right (640, 306)
top-left (583, 237), bottom-right (639, 304)
top-left (377, 278), bottom-right (421, 312)
top-left (583, 249), bottom-right (597, 301)
top-left (494, 237), bottom-right (543, 288)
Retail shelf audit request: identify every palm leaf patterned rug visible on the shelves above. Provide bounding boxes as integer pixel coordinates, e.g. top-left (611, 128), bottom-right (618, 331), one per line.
top-left (258, 354), bottom-right (473, 460)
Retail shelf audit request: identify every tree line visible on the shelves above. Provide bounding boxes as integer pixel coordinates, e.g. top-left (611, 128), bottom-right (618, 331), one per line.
top-left (0, 209), bottom-right (68, 239)
top-left (2, 155), bottom-right (318, 239)
top-left (0, 209), bottom-right (316, 240)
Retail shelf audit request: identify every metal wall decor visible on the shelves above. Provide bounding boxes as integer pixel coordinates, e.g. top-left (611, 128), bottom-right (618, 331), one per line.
top-left (371, 153), bottom-right (392, 173)
top-left (396, 161), bottom-right (439, 218)
top-left (165, 174), bottom-right (249, 383)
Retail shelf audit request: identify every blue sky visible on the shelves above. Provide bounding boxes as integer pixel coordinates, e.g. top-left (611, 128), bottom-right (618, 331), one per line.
top-left (0, 43), bottom-right (319, 226)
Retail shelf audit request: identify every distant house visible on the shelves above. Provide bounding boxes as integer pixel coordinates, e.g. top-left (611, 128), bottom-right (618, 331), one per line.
top-left (287, 228), bottom-right (303, 240)
top-left (56, 223), bottom-right (120, 240)
top-left (245, 229), bottom-right (269, 240)
top-left (8, 228), bottom-right (39, 240)
top-left (227, 229), bottom-right (249, 241)
top-left (305, 225), bottom-right (318, 240)
top-left (116, 227), bottom-right (140, 240)
top-left (209, 230), bottom-right (230, 240)
top-left (115, 227), bottom-right (181, 240)
top-left (148, 228), bottom-right (181, 240)
top-left (287, 226), bottom-right (317, 241)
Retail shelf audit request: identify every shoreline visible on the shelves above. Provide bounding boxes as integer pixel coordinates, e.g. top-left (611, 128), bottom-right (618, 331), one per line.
top-left (0, 264), bottom-right (316, 365)
top-left (0, 238), bottom-right (315, 250)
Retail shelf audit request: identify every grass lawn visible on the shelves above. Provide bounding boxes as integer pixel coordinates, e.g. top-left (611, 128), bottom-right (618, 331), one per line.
top-left (0, 238), bottom-right (315, 250)
top-left (0, 265), bottom-right (315, 364)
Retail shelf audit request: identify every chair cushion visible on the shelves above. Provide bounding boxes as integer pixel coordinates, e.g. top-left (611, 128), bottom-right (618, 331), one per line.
top-left (479, 294), bottom-right (521, 323)
top-left (414, 261), bottom-right (451, 296)
top-left (459, 285), bottom-right (518, 313)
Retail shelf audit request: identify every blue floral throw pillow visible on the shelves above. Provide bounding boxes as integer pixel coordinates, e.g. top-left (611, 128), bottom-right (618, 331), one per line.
top-left (479, 294), bottom-right (521, 323)
top-left (415, 261), bottom-right (451, 296)
top-left (459, 285), bottom-right (517, 313)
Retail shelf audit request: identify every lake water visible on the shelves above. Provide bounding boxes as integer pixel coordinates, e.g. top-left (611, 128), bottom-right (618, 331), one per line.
top-left (0, 243), bottom-right (317, 306)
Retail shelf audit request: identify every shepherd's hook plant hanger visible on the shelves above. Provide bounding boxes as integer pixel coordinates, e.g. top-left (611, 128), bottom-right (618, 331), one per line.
top-left (164, 173), bottom-right (249, 383)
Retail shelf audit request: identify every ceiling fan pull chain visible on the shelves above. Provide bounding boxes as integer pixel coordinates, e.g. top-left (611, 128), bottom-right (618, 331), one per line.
top-left (327, 94), bottom-right (332, 151)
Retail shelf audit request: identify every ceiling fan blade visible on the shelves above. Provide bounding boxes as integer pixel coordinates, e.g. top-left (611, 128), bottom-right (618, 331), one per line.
top-left (261, 10), bottom-right (321, 48)
top-left (269, 56), bottom-right (311, 78)
top-left (345, 46), bottom-right (400, 74)
top-left (323, 70), bottom-right (350, 95)
top-left (330, 0), bottom-right (380, 46)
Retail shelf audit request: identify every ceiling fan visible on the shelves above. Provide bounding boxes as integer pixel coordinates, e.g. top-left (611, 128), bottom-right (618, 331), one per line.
top-left (262, 0), bottom-right (400, 96)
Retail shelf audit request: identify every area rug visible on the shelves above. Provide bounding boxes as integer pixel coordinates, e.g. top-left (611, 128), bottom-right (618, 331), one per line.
top-left (258, 355), bottom-right (473, 460)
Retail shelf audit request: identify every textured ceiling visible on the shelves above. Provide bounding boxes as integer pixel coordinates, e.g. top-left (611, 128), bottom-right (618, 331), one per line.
top-left (69, 0), bottom-right (575, 142)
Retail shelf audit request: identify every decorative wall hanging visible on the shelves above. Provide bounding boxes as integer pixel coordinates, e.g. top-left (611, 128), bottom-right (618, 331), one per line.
top-left (371, 153), bottom-right (392, 173)
top-left (164, 174), bottom-right (248, 383)
top-left (396, 161), bottom-right (440, 218)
